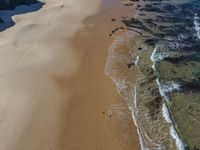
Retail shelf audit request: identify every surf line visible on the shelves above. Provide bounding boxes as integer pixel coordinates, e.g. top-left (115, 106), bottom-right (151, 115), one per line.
top-left (150, 44), bottom-right (186, 150)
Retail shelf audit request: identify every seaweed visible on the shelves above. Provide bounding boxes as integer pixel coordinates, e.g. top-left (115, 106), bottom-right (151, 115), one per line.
top-left (145, 96), bottom-right (162, 119)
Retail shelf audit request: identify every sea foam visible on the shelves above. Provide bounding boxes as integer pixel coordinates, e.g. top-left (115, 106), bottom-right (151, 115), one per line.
top-left (194, 13), bottom-right (200, 39)
top-left (156, 78), bottom-right (181, 103)
top-left (162, 104), bottom-right (172, 124)
top-left (170, 127), bottom-right (185, 150)
top-left (151, 45), bottom-right (185, 150)
top-left (135, 55), bottom-right (140, 65)
top-left (129, 86), bottom-right (147, 150)
top-left (150, 45), bottom-right (170, 71)
top-left (105, 34), bottom-right (148, 150)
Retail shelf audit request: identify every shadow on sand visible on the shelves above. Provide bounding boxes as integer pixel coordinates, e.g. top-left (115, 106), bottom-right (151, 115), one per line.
top-left (0, 1), bottom-right (44, 32)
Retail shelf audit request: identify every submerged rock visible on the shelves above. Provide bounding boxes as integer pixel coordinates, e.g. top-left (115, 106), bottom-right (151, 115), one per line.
top-left (0, 17), bottom-right (3, 23)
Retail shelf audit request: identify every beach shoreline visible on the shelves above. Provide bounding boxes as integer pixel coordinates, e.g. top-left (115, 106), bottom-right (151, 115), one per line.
top-left (0, 0), bottom-right (140, 149)
top-left (64, 0), bottom-right (140, 149)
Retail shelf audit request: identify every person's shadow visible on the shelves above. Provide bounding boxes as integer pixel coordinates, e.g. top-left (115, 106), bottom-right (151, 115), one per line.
top-left (0, 1), bottom-right (44, 32)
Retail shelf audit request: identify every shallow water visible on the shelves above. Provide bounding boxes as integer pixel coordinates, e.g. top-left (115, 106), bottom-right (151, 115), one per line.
top-left (106, 0), bottom-right (200, 149)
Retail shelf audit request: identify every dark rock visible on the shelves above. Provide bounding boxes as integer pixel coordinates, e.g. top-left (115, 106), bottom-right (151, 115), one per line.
top-left (127, 63), bottom-right (135, 68)
top-left (145, 96), bottom-right (162, 119)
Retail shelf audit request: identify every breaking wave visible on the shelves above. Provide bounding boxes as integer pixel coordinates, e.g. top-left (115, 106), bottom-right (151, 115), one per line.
top-left (194, 13), bottom-right (200, 39)
top-left (151, 45), bottom-right (186, 150)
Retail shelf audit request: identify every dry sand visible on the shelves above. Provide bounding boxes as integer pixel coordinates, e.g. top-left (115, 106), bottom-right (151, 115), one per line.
top-left (0, 0), bottom-right (140, 150)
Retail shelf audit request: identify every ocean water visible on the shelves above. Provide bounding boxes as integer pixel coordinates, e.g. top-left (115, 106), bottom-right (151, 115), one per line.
top-left (0, 1), bottom-right (43, 31)
top-left (106, 0), bottom-right (200, 149)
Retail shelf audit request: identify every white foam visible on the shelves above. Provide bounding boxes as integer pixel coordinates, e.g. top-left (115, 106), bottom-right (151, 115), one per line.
top-left (160, 82), bottom-right (181, 94)
top-left (156, 78), bottom-right (181, 102)
top-left (106, 28), bottom-right (185, 150)
top-left (133, 86), bottom-right (138, 113)
top-left (129, 86), bottom-right (148, 150)
top-left (194, 13), bottom-right (200, 39)
top-left (129, 106), bottom-right (147, 150)
top-left (151, 44), bottom-right (171, 71)
top-left (151, 45), bottom-right (158, 71)
top-left (150, 45), bottom-right (168, 62)
top-left (130, 86), bottom-right (166, 150)
top-left (162, 104), bottom-right (172, 123)
top-left (135, 55), bottom-right (140, 65)
top-left (150, 45), bottom-right (159, 62)
top-left (150, 46), bottom-right (185, 150)
top-left (156, 78), bottom-right (170, 102)
top-left (115, 78), bottom-right (127, 92)
top-left (156, 79), bottom-right (185, 150)
top-left (170, 127), bottom-right (185, 150)
top-left (105, 34), bottom-right (148, 150)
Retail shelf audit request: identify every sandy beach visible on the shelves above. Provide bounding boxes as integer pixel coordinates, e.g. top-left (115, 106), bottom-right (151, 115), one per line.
top-left (0, 0), bottom-right (140, 150)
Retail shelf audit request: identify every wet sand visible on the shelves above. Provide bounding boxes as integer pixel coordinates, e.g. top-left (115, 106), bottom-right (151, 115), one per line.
top-left (0, 0), bottom-right (140, 150)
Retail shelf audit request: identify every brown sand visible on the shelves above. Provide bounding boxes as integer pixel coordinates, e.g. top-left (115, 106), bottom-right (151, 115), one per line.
top-left (0, 0), bottom-right (140, 150)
